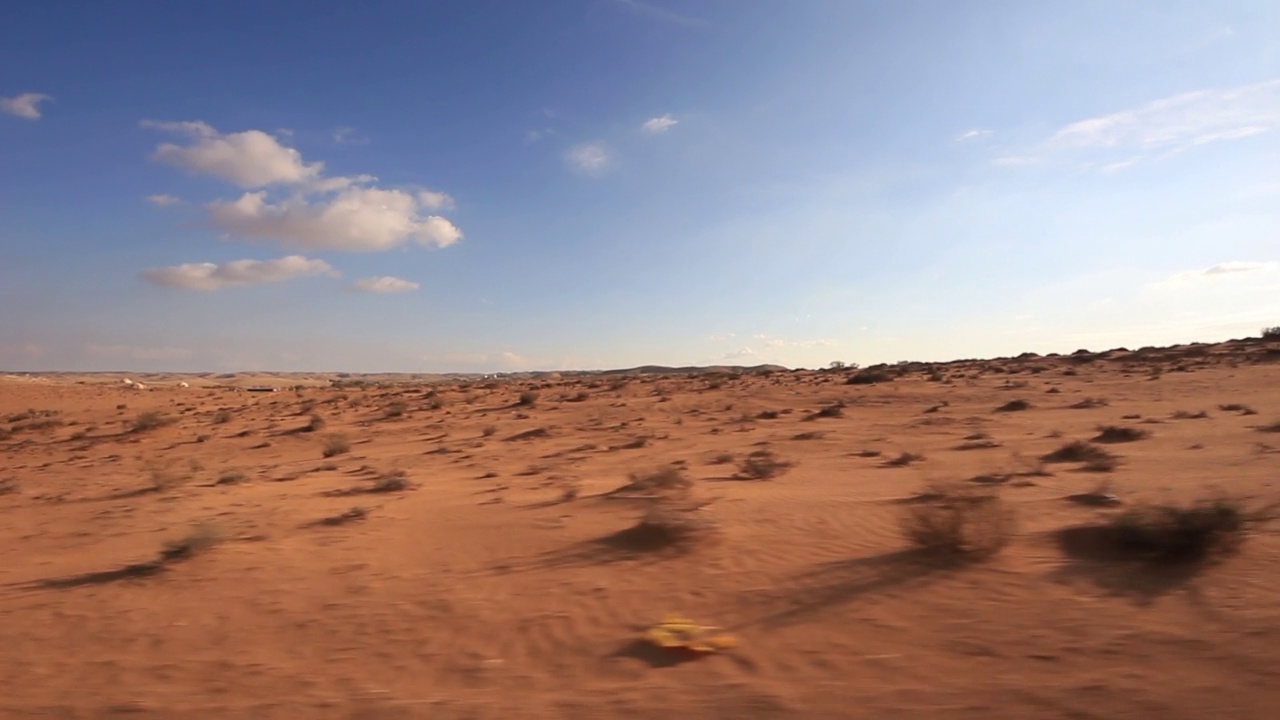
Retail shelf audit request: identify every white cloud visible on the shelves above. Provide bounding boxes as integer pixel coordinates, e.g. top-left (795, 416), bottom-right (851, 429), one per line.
top-left (351, 276), bottom-right (420, 294)
top-left (141, 255), bottom-right (336, 291)
top-left (642, 114), bottom-right (678, 134)
top-left (1, 92), bottom-right (52, 120)
top-left (146, 194), bottom-right (183, 207)
top-left (1003, 79), bottom-right (1280, 171)
top-left (142, 120), bottom-right (464, 253)
top-left (142, 120), bottom-right (323, 188)
top-left (722, 347), bottom-right (757, 360)
top-left (208, 187), bottom-right (461, 252)
top-left (566, 142), bottom-right (611, 173)
top-left (954, 128), bottom-right (993, 142)
top-left (417, 189), bottom-right (456, 210)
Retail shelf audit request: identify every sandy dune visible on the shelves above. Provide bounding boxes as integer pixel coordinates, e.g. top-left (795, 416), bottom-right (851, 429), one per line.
top-left (2, 340), bottom-right (1280, 718)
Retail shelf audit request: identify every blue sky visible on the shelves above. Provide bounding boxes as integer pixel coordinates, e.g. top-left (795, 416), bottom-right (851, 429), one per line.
top-left (2, 0), bottom-right (1278, 372)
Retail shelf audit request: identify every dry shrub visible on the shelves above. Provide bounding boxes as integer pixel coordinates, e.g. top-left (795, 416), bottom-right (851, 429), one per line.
top-left (1171, 410), bottom-right (1210, 420)
top-left (383, 401), bottom-right (408, 418)
top-left (884, 451), bottom-right (924, 467)
top-left (995, 399), bottom-right (1031, 412)
top-left (370, 470), bottom-right (410, 492)
top-left (160, 524), bottom-right (221, 562)
top-left (900, 485), bottom-right (1014, 557)
top-left (1041, 440), bottom-right (1114, 464)
top-left (1069, 397), bottom-right (1109, 409)
top-left (132, 411), bottom-right (174, 432)
top-left (517, 390), bottom-right (539, 407)
top-left (625, 500), bottom-right (716, 550)
top-left (1092, 425), bottom-right (1149, 443)
top-left (1257, 420), bottom-right (1280, 433)
top-left (322, 433), bottom-right (352, 458)
top-left (1218, 403), bottom-right (1257, 415)
top-left (846, 369), bottom-right (893, 385)
top-left (1104, 497), bottom-right (1256, 562)
top-left (736, 449), bottom-right (792, 479)
top-left (612, 467), bottom-right (693, 496)
top-left (481, 424), bottom-right (498, 437)
top-left (804, 403), bottom-right (845, 420)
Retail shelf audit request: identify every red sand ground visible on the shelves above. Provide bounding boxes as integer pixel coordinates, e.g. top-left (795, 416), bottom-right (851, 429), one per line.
top-left (2, 341), bottom-right (1279, 718)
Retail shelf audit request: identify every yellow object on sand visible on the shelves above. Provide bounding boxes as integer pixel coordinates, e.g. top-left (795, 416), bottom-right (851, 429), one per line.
top-left (643, 614), bottom-right (737, 654)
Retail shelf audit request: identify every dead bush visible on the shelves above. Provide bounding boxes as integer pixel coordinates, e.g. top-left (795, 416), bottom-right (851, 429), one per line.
top-left (883, 451), bottom-right (924, 467)
top-left (1218, 403), bottom-right (1257, 415)
top-left (322, 433), bottom-right (352, 458)
top-left (1092, 425), bottom-right (1149, 443)
top-left (995, 399), bottom-right (1031, 412)
top-left (131, 411), bottom-right (175, 433)
top-left (1104, 498), bottom-right (1255, 562)
top-left (736, 449), bottom-right (792, 479)
top-left (900, 486), bottom-right (1014, 557)
top-left (1041, 440), bottom-right (1115, 464)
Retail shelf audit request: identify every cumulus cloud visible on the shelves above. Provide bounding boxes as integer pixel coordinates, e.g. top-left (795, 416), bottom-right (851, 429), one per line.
top-left (566, 142), bottom-right (611, 173)
top-left (642, 114), bottom-right (678, 134)
top-left (1, 92), bottom-right (52, 120)
top-left (351, 275), bottom-right (420, 293)
top-left (141, 255), bottom-right (336, 291)
top-left (143, 120), bottom-right (464, 253)
top-left (142, 120), bottom-right (323, 187)
top-left (208, 187), bottom-right (461, 252)
top-left (417, 189), bottom-right (456, 210)
top-left (146, 194), bottom-right (183, 207)
top-left (999, 79), bottom-right (1280, 171)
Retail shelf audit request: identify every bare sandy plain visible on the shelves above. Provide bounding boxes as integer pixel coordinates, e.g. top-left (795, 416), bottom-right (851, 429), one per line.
top-left (2, 339), bottom-right (1280, 719)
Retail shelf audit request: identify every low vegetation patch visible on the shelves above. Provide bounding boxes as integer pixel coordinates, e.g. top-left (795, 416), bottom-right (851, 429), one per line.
top-left (1062, 496), bottom-right (1274, 564)
top-left (1069, 397), bottom-right (1109, 409)
top-left (736, 449), bottom-right (793, 480)
top-left (1041, 440), bottom-right (1116, 465)
top-left (1171, 410), bottom-right (1210, 420)
top-left (131, 411), bottom-right (175, 433)
top-left (899, 485), bottom-right (1014, 558)
top-left (883, 451), bottom-right (925, 467)
top-left (1091, 425), bottom-right (1149, 443)
top-left (995, 399), bottom-right (1031, 412)
top-left (322, 433), bottom-right (352, 458)
top-left (1218, 403), bottom-right (1258, 415)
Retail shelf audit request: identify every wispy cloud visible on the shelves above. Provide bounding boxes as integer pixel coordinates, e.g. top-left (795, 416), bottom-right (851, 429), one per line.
top-left (1145, 260), bottom-right (1280, 293)
top-left (603, 0), bottom-right (705, 27)
top-left (954, 128), bottom-right (992, 142)
top-left (642, 114), bottom-right (678, 134)
top-left (1, 92), bottom-right (52, 120)
top-left (332, 126), bottom-right (369, 145)
top-left (1000, 79), bottom-right (1280, 171)
top-left (145, 194), bottom-right (183, 207)
top-left (141, 255), bottom-right (337, 291)
top-left (351, 276), bottom-right (420, 294)
top-left (566, 142), bottom-right (612, 174)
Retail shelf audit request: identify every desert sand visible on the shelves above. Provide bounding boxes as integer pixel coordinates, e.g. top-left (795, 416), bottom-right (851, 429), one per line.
top-left (2, 339), bottom-right (1279, 719)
